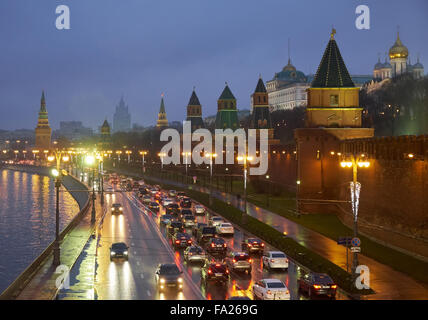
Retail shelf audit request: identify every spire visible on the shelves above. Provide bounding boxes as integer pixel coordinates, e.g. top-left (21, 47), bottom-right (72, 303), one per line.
top-left (40, 90), bottom-right (47, 112)
top-left (311, 29), bottom-right (354, 88)
top-left (254, 76), bottom-right (267, 93)
top-left (188, 89), bottom-right (201, 106)
top-left (219, 83), bottom-right (236, 100)
top-left (159, 94), bottom-right (166, 113)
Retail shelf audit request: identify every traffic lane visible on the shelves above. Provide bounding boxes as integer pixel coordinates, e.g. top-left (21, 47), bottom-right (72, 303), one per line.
top-left (95, 190), bottom-right (201, 300)
top-left (136, 187), bottom-right (345, 300)
top-left (123, 192), bottom-right (204, 300)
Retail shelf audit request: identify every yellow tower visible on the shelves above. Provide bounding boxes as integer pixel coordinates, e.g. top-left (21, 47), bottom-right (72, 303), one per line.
top-left (35, 91), bottom-right (52, 149)
top-left (306, 29), bottom-right (361, 128)
top-left (156, 94), bottom-right (169, 128)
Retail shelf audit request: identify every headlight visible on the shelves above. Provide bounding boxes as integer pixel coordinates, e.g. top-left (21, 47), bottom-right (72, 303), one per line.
top-left (160, 278), bottom-right (165, 284)
top-left (111, 208), bottom-right (114, 211)
top-left (110, 251), bottom-right (115, 255)
top-left (119, 207), bottom-right (123, 211)
top-left (178, 277), bottom-right (183, 283)
top-left (123, 251), bottom-right (128, 255)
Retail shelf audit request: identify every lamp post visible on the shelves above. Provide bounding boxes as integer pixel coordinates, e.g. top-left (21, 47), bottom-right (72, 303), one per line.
top-left (85, 154), bottom-right (96, 223)
top-left (140, 151), bottom-right (147, 173)
top-left (48, 151), bottom-right (70, 266)
top-left (125, 150), bottom-right (132, 164)
top-left (205, 153), bottom-right (217, 206)
top-left (182, 152), bottom-right (191, 182)
top-left (96, 154), bottom-right (104, 205)
top-left (158, 152), bottom-right (166, 170)
top-left (237, 155), bottom-right (253, 215)
top-left (340, 153), bottom-right (370, 280)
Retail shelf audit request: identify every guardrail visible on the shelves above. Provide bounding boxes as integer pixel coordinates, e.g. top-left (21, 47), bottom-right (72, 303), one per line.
top-left (0, 166), bottom-right (90, 300)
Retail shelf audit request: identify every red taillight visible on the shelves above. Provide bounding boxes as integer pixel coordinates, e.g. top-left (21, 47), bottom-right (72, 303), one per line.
top-left (226, 269), bottom-right (229, 274)
top-left (270, 259), bottom-right (275, 263)
top-left (211, 243), bottom-right (215, 247)
top-left (248, 259), bottom-right (252, 263)
top-left (232, 259), bottom-right (236, 263)
top-left (215, 264), bottom-right (221, 267)
top-left (313, 285), bottom-right (321, 289)
top-left (188, 240), bottom-right (192, 244)
top-left (261, 243), bottom-right (265, 246)
top-left (208, 269), bottom-right (212, 274)
top-left (223, 244), bottom-right (227, 247)
top-left (175, 240), bottom-right (180, 244)
top-left (267, 290), bottom-right (272, 295)
top-left (248, 243), bottom-right (252, 247)
top-left (331, 285), bottom-right (337, 289)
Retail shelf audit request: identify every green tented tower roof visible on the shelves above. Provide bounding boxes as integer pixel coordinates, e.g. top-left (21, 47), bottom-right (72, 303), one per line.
top-left (311, 31), bottom-right (355, 88)
top-left (219, 84), bottom-right (236, 100)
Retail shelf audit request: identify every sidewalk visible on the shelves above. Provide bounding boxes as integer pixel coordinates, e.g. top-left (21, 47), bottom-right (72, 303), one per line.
top-left (143, 174), bottom-right (428, 300)
top-left (15, 184), bottom-right (105, 300)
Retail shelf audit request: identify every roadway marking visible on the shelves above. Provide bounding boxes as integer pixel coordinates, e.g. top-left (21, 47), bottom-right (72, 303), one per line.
top-left (146, 290), bottom-right (151, 297)
top-left (136, 261), bottom-right (140, 266)
top-left (140, 273), bottom-right (144, 279)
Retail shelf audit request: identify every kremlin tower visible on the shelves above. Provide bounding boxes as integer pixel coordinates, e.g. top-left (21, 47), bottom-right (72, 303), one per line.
top-left (186, 89), bottom-right (204, 131)
top-left (156, 94), bottom-right (169, 128)
top-left (35, 91), bottom-right (52, 150)
top-left (215, 83), bottom-right (239, 130)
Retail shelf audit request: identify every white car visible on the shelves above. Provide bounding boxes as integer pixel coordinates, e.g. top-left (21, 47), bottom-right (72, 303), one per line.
top-left (216, 223), bottom-right (234, 235)
top-left (210, 216), bottom-right (224, 227)
top-left (262, 251), bottom-right (289, 270)
top-left (162, 198), bottom-right (174, 207)
top-left (194, 205), bottom-right (206, 215)
top-left (252, 279), bottom-right (290, 300)
top-left (142, 195), bottom-right (151, 204)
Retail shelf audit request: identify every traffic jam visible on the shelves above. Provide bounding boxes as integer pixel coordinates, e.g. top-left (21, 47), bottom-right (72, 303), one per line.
top-left (107, 173), bottom-right (340, 300)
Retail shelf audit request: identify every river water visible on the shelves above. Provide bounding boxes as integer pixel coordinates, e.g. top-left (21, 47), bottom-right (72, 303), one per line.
top-left (0, 169), bottom-right (80, 293)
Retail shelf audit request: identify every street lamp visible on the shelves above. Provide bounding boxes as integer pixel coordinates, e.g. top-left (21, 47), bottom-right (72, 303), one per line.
top-left (158, 152), bottom-right (166, 170)
top-left (340, 153), bottom-right (370, 281)
top-left (48, 151), bottom-right (70, 266)
top-left (139, 151), bottom-right (148, 173)
top-left (85, 154), bottom-right (96, 223)
top-left (182, 152), bottom-right (191, 180)
top-left (205, 153), bottom-right (217, 206)
top-left (125, 150), bottom-right (132, 164)
top-left (237, 155), bottom-right (253, 216)
top-left (96, 154), bottom-right (104, 205)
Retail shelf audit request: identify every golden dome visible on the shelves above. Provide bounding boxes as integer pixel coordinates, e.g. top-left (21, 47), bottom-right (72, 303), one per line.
top-left (389, 32), bottom-right (408, 59)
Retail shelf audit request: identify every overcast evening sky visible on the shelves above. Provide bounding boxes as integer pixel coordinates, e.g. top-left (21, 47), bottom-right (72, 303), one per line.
top-left (0, 0), bottom-right (427, 131)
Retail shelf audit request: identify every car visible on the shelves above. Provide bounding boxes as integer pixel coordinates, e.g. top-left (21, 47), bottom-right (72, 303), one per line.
top-left (166, 203), bottom-right (180, 215)
top-left (176, 191), bottom-right (186, 200)
top-left (110, 242), bottom-right (129, 261)
top-left (142, 195), bottom-right (152, 204)
top-left (216, 222), bottom-right (234, 236)
top-left (150, 189), bottom-right (158, 196)
top-left (298, 273), bottom-right (337, 299)
top-left (166, 220), bottom-right (185, 235)
top-left (139, 187), bottom-right (148, 195)
top-left (226, 252), bottom-right (252, 273)
top-left (182, 215), bottom-right (197, 228)
top-left (155, 263), bottom-right (184, 291)
top-left (132, 181), bottom-right (140, 191)
top-left (196, 226), bottom-right (217, 243)
top-left (262, 251), bottom-right (289, 270)
top-left (201, 261), bottom-right (230, 285)
top-left (172, 232), bottom-right (193, 249)
top-left (252, 279), bottom-right (290, 300)
top-left (148, 202), bottom-right (160, 212)
top-left (111, 203), bottom-right (123, 215)
top-left (154, 192), bottom-right (163, 201)
top-left (184, 245), bottom-right (207, 263)
top-left (160, 214), bottom-right (174, 225)
top-left (241, 238), bottom-right (264, 254)
top-left (206, 237), bottom-right (227, 255)
top-left (192, 222), bottom-right (207, 237)
top-left (179, 209), bottom-right (193, 220)
top-left (194, 204), bottom-right (205, 215)
top-left (180, 197), bottom-right (192, 208)
top-left (169, 190), bottom-right (177, 197)
top-left (105, 186), bottom-right (114, 194)
top-left (209, 216), bottom-right (224, 227)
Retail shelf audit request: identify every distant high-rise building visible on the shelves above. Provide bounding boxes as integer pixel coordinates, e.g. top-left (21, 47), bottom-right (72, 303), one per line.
top-left (156, 94), bottom-right (169, 128)
top-left (113, 96), bottom-right (131, 133)
top-left (215, 83), bottom-right (239, 130)
top-left (35, 91), bottom-right (52, 149)
top-left (186, 89), bottom-right (204, 131)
